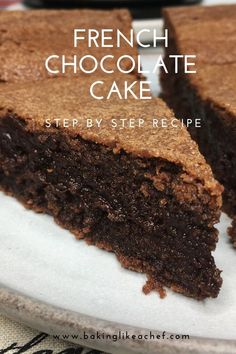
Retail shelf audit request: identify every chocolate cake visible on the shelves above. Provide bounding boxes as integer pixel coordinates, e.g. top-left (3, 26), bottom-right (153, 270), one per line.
top-left (0, 76), bottom-right (223, 299)
top-left (0, 9), bottom-right (138, 83)
top-left (161, 5), bottom-right (236, 243)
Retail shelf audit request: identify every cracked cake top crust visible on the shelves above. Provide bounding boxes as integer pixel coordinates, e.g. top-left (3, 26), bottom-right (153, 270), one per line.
top-left (0, 9), bottom-right (138, 84)
top-left (0, 76), bottom-right (222, 204)
top-left (163, 5), bottom-right (236, 120)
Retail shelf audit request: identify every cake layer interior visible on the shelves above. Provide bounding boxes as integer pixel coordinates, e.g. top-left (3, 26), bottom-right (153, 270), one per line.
top-left (0, 114), bottom-right (222, 299)
top-left (161, 33), bottom-right (236, 220)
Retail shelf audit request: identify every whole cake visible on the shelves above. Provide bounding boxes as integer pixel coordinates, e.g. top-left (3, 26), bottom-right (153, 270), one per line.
top-left (161, 5), bottom-right (236, 245)
top-left (0, 76), bottom-right (223, 299)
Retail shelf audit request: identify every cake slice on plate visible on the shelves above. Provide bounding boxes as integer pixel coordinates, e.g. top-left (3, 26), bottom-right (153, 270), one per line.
top-left (161, 5), bottom-right (236, 245)
top-left (0, 76), bottom-right (223, 299)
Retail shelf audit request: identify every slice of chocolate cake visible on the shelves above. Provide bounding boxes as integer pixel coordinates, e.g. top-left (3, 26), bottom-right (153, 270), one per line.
top-left (0, 9), bottom-right (138, 83)
top-left (0, 76), bottom-right (223, 299)
top-left (161, 5), bottom-right (236, 244)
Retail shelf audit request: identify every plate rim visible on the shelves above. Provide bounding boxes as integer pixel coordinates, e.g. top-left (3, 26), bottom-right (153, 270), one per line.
top-left (0, 286), bottom-right (236, 354)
